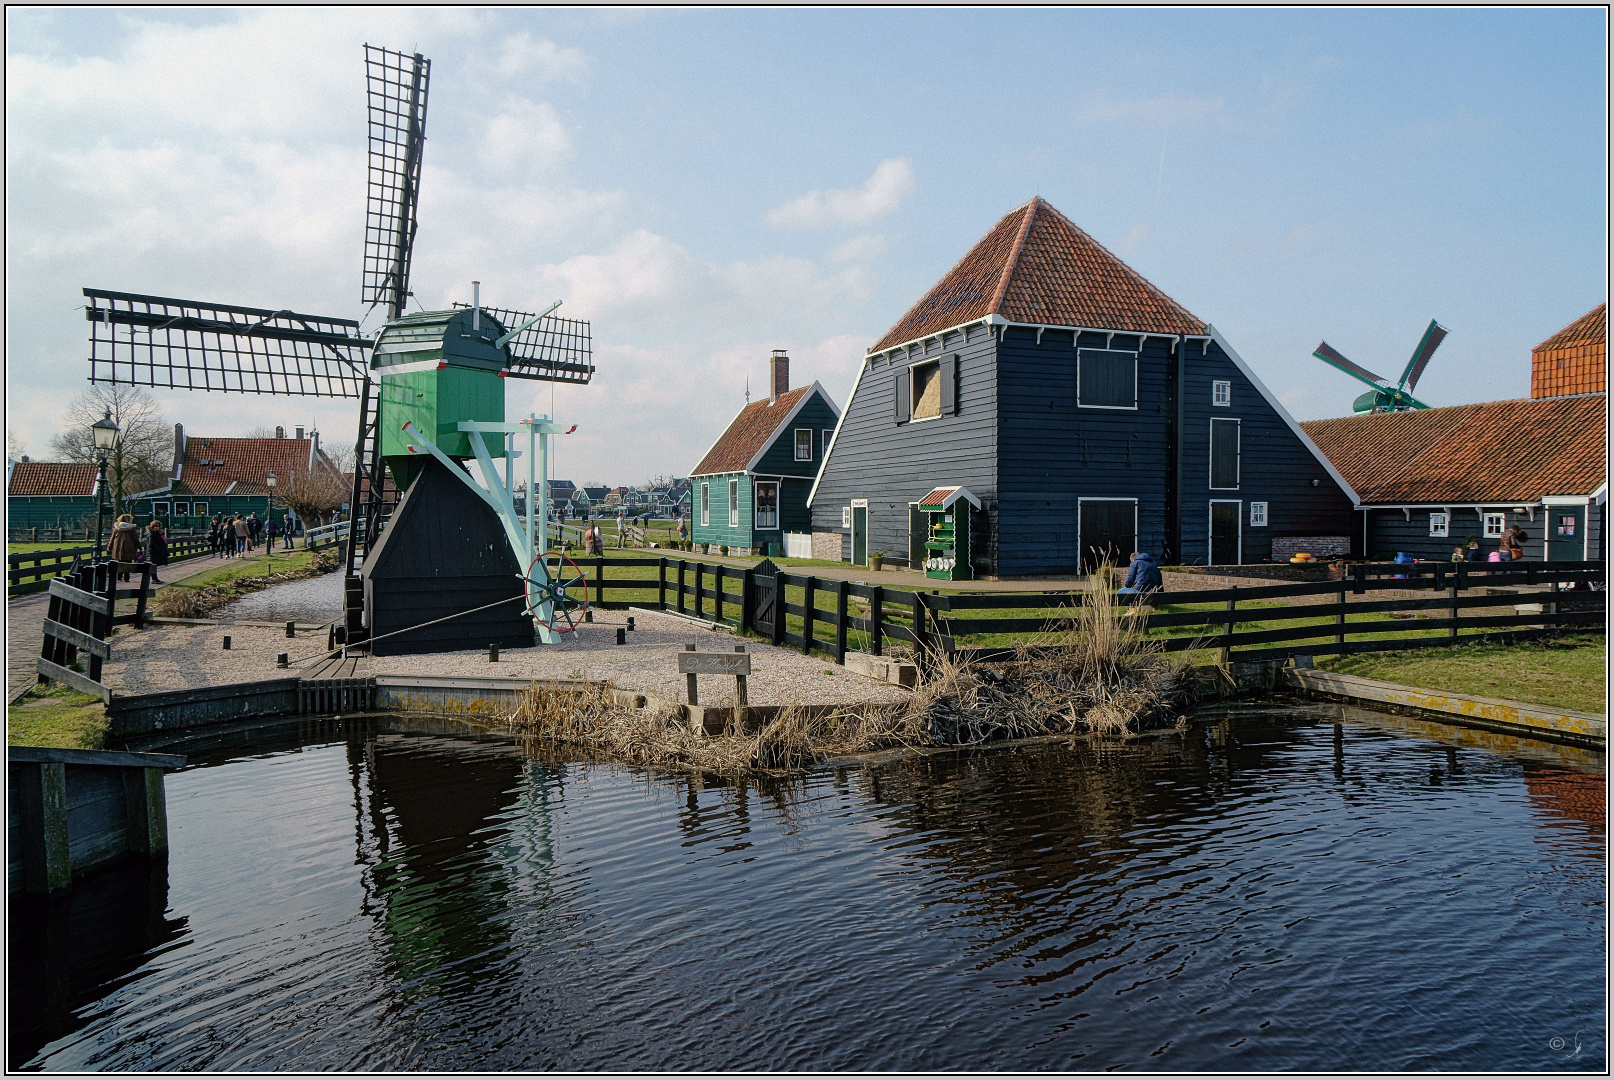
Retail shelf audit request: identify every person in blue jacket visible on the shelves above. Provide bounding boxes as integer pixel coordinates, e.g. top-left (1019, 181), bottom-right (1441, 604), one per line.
top-left (1118, 551), bottom-right (1163, 596)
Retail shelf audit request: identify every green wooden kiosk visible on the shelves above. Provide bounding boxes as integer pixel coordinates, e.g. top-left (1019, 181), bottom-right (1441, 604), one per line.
top-left (918, 486), bottom-right (981, 581)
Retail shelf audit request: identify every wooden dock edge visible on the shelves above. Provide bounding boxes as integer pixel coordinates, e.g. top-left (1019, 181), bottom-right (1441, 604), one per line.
top-left (1283, 668), bottom-right (1606, 750)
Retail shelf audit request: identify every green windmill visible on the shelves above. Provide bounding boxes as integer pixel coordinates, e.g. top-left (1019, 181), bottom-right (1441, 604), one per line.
top-left (81, 46), bottom-right (595, 653)
top-left (1312, 319), bottom-right (1448, 414)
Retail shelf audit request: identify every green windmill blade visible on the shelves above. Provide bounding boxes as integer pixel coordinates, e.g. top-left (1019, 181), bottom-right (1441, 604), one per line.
top-left (1397, 319), bottom-right (1448, 395)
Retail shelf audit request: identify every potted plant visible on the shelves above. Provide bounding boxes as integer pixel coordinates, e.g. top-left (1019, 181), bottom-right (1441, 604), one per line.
top-left (869, 550), bottom-right (885, 571)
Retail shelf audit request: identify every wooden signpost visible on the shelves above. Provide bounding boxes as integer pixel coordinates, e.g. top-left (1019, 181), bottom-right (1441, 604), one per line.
top-left (677, 643), bottom-right (750, 707)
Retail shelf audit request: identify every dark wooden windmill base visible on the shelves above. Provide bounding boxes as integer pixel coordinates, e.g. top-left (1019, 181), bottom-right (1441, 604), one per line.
top-left (360, 458), bottom-right (534, 656)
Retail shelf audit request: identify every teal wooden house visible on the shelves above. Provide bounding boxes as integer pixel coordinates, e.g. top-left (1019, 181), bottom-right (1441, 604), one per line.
top-left (689, 352), bottom-right (840, 556)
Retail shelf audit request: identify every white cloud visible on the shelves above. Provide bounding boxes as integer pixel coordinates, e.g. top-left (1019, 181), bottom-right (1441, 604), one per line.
top-left (1075, 92), bottom-right (1223, 128)
top-left (765, 158), bottom-right (915, 229)
top-left (494, 31), bottom-right (589, 82)
top-left (828, 234), bottom-right (887, 264)
top-left (478, 97), bottom-right (574, 178)
top-left (1114, 225), bottom-right (1150, 256)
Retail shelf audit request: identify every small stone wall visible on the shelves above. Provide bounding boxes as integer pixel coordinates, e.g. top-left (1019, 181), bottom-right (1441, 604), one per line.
top-left (811, 531), bottom-right (844, 562)
top-left (1272, 535), bottom-right (1351, 560)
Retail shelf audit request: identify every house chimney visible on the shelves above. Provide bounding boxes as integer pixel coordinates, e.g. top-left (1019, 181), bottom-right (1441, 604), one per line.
top-left (173, 424), bottom-right (185, 478)
top-left (295, 425), bottom-right (305, 440)
top-left (275, 425), bottom-right (285, 439)
top-left (770, 350), bottom-right (789, 403)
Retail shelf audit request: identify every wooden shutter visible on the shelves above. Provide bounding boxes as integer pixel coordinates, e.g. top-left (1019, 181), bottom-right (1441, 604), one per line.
top-left (1078, 350), bottom-right (1137, 408)
top-left (1210, 418), bottom-right (1240, 488)
top-left (941, 354), bottom-right (958, 414)
top-left (894, 367), bottom-right (910, 423)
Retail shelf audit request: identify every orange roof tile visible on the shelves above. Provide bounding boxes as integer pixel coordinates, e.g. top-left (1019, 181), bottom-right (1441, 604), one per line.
top-left (175, 436), bottom-right (338, 496)
top-left (870, 198), bottom-right (1207, 353)
top-left (1300, 395), bottom-right (1606, 504)
top-left (692, 386), bottom-right (813, 476)
top-left (1534, 303), bottom-right (1606, 353)
top-left (8, 462), bottom-right (96, 496)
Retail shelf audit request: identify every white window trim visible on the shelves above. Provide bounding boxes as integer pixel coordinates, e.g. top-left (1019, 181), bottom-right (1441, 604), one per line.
top-left (1209, 499), bottom-right (1243, 565)
top-left (1428, 512), bottom-right (1449, 537)
top-left (1212, 379), bottom-right (1232, 407)
top-left (841, 506), bottom-right (852, 528)
top-left (1483, 513), bottom-right (1505, 538)
top-left (909, 359), bottom-right (944, 423)
top-left (700, 482), bottom-right (710, 527)
top-left (1250, 501), bottom-right (1268, 527)
top-left (1076, 347), bottom-right (1140, 411)
top-left (794, 428), bottom-right (813, 461)
top-left (1208, 417), bottom-right (1241, 490)
top-left (728, 479), bottom-right (740, 528)
top-left (822, 429), bottom-right (835, 457)
top-left (755, 481), bottom-right (779, 530)
top-left (153, 501), bottom-right (170, 517)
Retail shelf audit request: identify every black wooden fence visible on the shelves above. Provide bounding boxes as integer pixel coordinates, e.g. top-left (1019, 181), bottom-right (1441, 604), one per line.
top-left (9, 534), bottom-right (216, 597)
top-left (37, 560), bottom-right (155, 701)
top-left (559, 556), bottom-right (1605, 668)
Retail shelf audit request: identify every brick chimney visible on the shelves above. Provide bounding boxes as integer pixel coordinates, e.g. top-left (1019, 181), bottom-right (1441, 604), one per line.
top-left (770, 350), bottom-right (789, 403)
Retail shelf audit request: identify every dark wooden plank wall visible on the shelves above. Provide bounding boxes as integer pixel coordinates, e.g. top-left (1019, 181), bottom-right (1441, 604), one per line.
top-left (809, 324), bottom-right (999, 568)
top-left (751, 389), bottom-right (842, 478)
top-left (1363, 506), bottom-right (1550, 562)
top-left (1177, 340), bottom-right (1355, 564)
top-left (997, 328), bottom-right (1171, 576)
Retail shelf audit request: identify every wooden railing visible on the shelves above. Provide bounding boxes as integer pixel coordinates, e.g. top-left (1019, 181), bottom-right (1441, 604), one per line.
top-left (555, 557), bottom-right (1605, 668)
top-left (12, 533), bottom-right (229, 596)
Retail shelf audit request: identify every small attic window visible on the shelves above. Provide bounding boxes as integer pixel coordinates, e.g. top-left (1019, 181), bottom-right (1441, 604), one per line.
top-left (795, 429), bottom-right (812, 461)
top-left (1212, 380), bottom-right (1231, 407)
top-left (912, 360), bottom-right (942, 420)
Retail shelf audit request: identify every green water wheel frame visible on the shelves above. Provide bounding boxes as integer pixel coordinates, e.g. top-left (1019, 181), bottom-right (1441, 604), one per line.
top-left (523, 551), bottom-right (590, 632)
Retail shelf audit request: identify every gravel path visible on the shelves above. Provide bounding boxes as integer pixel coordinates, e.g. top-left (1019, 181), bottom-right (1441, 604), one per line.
top-left (100, 606), bottom-right (908, 706)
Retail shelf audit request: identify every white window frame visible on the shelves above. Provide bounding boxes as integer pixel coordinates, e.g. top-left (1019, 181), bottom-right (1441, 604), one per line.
top-left (193, 502), bottom-right (207, 519)
top-left (153, 501), bottom-right (170, 518)
top-left (1076, 348), bottom-right (1139, 411)
top-left (1208, 417), bottom-right (1241, 490)
top-left (909, 359), bottom-right (943, 422)
top-left (822, 429), bottom-right (835, 458)
top-left (173, 501), bottom-right (190, 517)
top-left (1209, 499), bottom-right (1243, 565)
top-left (841, 506), bottom-right (852, 528)
top-left (794, 428), bottom-right (812, 461)
top-left (728, 479), bottom-right (739, 528)
top-left (1249, 501), bottom-right (1268, 527)
top-left (1483, 513), bottom-right (1505, 538)
top-left (701, 482), bottom-right (710, 526)
top-left (1429, 512), bottom-right (1449, 537)
top-left (754, 481), bottom-right (779, 530)
top-left (1212, 379), bottom-right (1232, 407)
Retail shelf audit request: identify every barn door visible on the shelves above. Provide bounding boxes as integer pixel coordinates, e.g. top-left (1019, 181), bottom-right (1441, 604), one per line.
top-left (1210, 501), bottom-right (1241, 565)
top-left (1078, 500), bottom-right (1136, 574)
top-left (851, 501), bottom-right (869, 566)
top-left (1548, 505), bottom-right (1586, 562)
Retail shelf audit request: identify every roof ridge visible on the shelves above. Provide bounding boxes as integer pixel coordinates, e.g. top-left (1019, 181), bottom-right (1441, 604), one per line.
top-left (987, 198), bottom-right (1040, 314)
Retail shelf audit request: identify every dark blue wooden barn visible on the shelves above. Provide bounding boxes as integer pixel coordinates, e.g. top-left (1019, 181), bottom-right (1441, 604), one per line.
top-left (807, 198), bottom-right (1358, 575)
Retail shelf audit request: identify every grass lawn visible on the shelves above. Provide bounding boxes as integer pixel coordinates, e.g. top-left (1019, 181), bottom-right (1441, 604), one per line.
top-left (1318, 634), bottom-right (1607, 714)
top-left (9, 542), bottom-right (98, 555)
top-left (8, 684), bottom-right (107, 749)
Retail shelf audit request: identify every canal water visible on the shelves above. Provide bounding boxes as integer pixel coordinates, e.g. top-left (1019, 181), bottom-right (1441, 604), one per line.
top-left (11, 706), bottom-right (1605, 1071)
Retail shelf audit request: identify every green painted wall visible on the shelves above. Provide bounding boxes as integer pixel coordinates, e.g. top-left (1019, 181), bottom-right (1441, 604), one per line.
top-left (692, 473), bottom-right (754, 549)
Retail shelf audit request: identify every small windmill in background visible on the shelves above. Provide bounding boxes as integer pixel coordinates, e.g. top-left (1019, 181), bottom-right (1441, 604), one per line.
top-left (1312, 319), bottom-right (1448, 413)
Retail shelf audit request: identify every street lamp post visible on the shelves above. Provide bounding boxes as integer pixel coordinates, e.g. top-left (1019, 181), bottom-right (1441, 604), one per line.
top-left (91, 409), bottom-right (120, 562)
top-left (265, 470), bottom-right (277, 557)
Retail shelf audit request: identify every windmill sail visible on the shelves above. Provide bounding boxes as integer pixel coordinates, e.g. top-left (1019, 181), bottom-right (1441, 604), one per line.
top-left (85, 289), bottom-right (369, 397)
top-left (452, 303), bottom-right (595, 384)
top-left (1312, 341), bottom-right (1389, 388)
top-left (1398, 319), bottom-right (1447, 392)
top-left (363, 45), bottom-right (431, 320)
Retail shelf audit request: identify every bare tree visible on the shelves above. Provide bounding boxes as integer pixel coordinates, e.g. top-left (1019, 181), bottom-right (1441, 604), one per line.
top-left (7, 429), bottom-right (27, 461)
top-left (48, 384), bottom-right (170, 516)
top-left (276, 465), bottom-right (350, 526)
top-left (322, 438), bottom-right (355, 475)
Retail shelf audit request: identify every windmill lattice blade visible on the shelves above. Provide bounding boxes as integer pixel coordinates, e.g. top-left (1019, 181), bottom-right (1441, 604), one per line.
top-left (1399, 319), bottom-right (1448, 393)
top-left (454, 303), bottom-right (595, 385)
top-left (1312, 342), bottom-right (1389, 387)
top-left (362, 45), bottom-right (431, 318)
top-left (84, 289), bottom-right (369, 398)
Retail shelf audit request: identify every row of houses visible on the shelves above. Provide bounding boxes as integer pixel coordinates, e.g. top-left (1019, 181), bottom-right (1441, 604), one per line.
top-left (689, 197), bottom-right (1605, 573)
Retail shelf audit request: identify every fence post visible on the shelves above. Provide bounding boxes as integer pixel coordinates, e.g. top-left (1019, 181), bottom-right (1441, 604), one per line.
top-left (1449, 582), bottom-right (1460, 640)
top-left (1353, 562), bottom-right (1367, 595)
top-left (1335, 585), bottom-right (1346, 648)
top-left (658, 558), bottom-right (667, 610)
top-left (802, 576), bottom-right (816, 655)
top-left (911, 591), bottom-right (927, 661)
top-left (694, 561), bottom-right (704, 621)
top-left (835, 580), bottom-right (849, 665)
top-left (870, 586), bottom-right (884, 656)
top-left (594, 557), bottom-right (605, 609)
top-left (741, 568), bottom-right (755, 632)
top-left (677, 560), bottom-right (687, 614)
top-left (1220, 586), bottom-right (1236, 667)
top-left (714, 564), bottom-right (725, 626)
top-left (771, 573), bottom-right (786, 647)
top-left (134, 564), bottom-right (152, 629)
top-left (93, 562), bottom-right (117, 683)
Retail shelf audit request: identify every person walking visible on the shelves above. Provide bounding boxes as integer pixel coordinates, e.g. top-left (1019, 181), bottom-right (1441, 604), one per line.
top-left (616, 511), bottom-right (627, 548)
top-left (246, 512), bottom-right (260, 550)
top-left (233, 514), bottom-right (250, 558)
top-left (266, 515), bottom-right (278, 553)
top-left (146, 519), bottom-right (169, 584)
top-left (1503, 526), bottom-right (1527, 562)
top-left (209, 514), bottom-right (222, 556)
top-left (283, 512), bottom-right (296, 549)
top-left (108, 513), bottom-right (141, 580)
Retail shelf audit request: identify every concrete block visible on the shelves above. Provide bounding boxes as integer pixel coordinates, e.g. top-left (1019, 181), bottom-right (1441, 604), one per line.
top-left (844, 651), bottom-right (918, 688)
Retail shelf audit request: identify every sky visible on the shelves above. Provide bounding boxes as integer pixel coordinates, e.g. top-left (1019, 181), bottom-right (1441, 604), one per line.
top-left (6, 8), bottom-right (1607, 487)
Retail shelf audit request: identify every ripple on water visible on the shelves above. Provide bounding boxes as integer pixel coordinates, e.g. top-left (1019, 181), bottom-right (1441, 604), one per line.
top-left (11, 710), bottom-right (1605, 1072)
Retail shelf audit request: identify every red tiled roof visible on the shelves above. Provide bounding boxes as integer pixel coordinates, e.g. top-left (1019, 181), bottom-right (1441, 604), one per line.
top-left (1300, 395), bottom-right (1607, 504)
top-left (176, 436), bottom-right (337, 496)
top-left (870, 198), bottom-right (1207, 353)
top-left (692, 386), bottom-right (813, 476)
top-left (8, 462), bottom-right (96, 496)
top-left (1534, 303), bottom-right (1606, 353)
